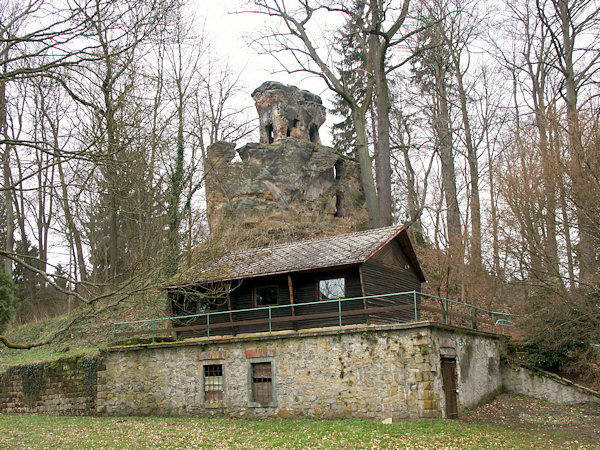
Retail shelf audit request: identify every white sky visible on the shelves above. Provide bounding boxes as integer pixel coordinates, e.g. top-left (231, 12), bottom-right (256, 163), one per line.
top-left (194, 0), bottom-right (337, 144)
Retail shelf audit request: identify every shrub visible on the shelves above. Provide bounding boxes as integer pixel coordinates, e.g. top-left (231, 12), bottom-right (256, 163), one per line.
top-left (522, 285), bottom-right (600, 386)
top-left (0, 272), bottom-right (18, 333)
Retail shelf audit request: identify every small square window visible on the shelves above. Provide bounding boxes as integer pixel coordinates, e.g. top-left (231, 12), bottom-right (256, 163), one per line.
top-left (251, 362), bottom-right (273, 405)
top-left (255, 286), bottom-right (279, 307)
top-left (197, 294), bottom-right (224, 313)
top-left (318, 278), bottom-right (345, 300)
top-left (204, 364), bottom-right (223, 402)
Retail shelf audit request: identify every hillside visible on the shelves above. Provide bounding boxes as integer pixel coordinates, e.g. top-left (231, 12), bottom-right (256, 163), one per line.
top-left (0, 293), bottom-right (168, 370)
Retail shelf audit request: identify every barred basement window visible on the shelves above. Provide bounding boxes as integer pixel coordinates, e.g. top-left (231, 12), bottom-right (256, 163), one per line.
top-left (203, 364), bottom-right (223, 402)
top-left (251, 362), bottom-right (272, 405)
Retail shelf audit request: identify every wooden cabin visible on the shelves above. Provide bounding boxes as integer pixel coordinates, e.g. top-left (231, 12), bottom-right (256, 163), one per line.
top-left (168, 225), bottom-right (426, 338)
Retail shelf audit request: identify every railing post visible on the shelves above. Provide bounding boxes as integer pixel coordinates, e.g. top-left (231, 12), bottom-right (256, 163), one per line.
top-left (413, 291), bottom-right (418, 321)
top-left (268, 306), bottom-right (272, 333)
top-left (338, 298), bottom-right (342, 329)
top-left (444, 299), bottom-right (448, 325)
top-left (206, 313), bottom-right (210, 338)
top-left (112, 323), bottom-right (116, 346)
top-left (491, 312), bottom-right (495, 332)
top-left (151, 319), bottom-right (155, 343)
top-left (469, 307), bottom-right (473, 329)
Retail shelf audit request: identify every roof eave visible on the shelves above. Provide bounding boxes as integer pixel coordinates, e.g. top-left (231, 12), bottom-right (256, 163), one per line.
top-left (168, 262), bottom-right (363, 288)
top-left (363, 226), bottom-right (426, 283)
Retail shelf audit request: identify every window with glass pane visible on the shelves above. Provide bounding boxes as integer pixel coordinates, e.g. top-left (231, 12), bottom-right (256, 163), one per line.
top-left (318, 278), bottom-right (345, 300)
top-left (204, 364), bottom-right (223, 402)
top-left (197, 295), bottom-right (216, 313)
top-left (255, 286), bottom-right (278, 306)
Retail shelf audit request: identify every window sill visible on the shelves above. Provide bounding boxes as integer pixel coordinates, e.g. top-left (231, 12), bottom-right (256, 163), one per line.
top-left (203, 402), bottom-right (224, 409)
top-left (248, 401), bottom-right (277, 408)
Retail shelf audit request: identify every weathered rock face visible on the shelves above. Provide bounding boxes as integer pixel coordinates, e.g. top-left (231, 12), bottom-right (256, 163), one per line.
top-left (252, 81), bottom-right (326, 145)
top-left (206, 139), bottom-right (366, 231)
top-left (205, 82), bottom-right (367, 233)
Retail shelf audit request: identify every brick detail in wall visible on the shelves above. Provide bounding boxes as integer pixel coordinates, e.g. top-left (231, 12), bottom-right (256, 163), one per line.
top-left (245, 347), bottom-right (276, 359)
top-left (198, 350), bottom-right (227, 360)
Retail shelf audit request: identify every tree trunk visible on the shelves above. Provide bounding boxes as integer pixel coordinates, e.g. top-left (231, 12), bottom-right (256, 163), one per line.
top-left (57, 155), bottom-right (88, 282)
top-left (433, 70), bottom-right (462, 254)
top-left (369, 11), bottom-right (392, 227)
top-left (532, 87), bottom-right (560, 281)
top-left (398, 125), bottom-right (423, 236)
top-left (0, 44), bottom-right (12, 276)
top-left (353, 108), bottom-right (380, 228)
top-left (486, 123), bottom-right (500, 277)
top-left (1, 146), bottom-right (12, 276)
top-left (453, 57), bottom-right (480, 268)
top-left (166, 105), bottom-right (185, 277)
top-left (555, 0), bottom-right (596, 282)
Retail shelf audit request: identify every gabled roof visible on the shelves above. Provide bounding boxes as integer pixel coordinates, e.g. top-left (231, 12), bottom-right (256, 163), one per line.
top-left (172, 225), bottom-right (425, 286)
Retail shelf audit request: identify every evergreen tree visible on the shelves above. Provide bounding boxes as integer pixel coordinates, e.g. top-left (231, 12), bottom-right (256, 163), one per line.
top-left (329, 0), bottom-right (369, 157)
top-left (0, 271), bottom-right (17, 333)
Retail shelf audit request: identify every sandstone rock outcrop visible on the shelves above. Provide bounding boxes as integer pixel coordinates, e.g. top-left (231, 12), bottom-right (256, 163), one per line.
top-left (205, 82), bottom-right (367, 233)
top-left (252, 81), bottom-right (326, 145)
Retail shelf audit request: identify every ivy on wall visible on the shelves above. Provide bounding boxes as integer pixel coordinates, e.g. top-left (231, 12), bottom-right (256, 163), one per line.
top-left (0, 354), bottom-right (99, 413)
top-left (19, 363), bottom-right (45, 405)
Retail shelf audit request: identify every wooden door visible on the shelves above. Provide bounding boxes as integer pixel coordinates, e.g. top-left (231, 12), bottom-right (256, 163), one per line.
top-left (441, 357), bottom-right (458, 418)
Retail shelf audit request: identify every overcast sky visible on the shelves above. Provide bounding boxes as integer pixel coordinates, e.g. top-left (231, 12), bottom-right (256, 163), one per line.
top-left (195, 1), bottom-right (337, 144)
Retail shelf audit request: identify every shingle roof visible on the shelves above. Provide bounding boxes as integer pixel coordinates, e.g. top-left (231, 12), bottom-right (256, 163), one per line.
top-left (172, 225), bottom-right (424, 285)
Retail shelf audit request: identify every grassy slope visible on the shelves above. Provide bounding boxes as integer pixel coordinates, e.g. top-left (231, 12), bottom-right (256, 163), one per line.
top-left (0, 292), bottom-right (169, 370)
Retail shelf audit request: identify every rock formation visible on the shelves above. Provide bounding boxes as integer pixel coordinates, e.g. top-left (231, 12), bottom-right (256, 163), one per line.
top-left (252, 81), bottom-right (326, 145)
top-left (205, 82), bottom-right (367, 234)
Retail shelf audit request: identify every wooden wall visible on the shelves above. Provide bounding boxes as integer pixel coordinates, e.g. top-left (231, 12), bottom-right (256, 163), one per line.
top-left (171, 237), bottom-right (423, 338)
top-left (172, 268), bottom-right (365, 337)
top-left (362, 239), bottom-right (422, 324)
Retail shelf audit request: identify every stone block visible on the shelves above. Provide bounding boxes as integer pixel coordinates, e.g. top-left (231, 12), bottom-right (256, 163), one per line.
top-left (419, 390), bottom-right (435, 400)
top-left (198, 350), bottom-right (227, 361)
top-left (422, 399), bottom-right (438, 410)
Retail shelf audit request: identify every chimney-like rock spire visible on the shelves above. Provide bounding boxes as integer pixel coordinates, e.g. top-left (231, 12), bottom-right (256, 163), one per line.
top-left (252, 81), bottom-right (326, 145)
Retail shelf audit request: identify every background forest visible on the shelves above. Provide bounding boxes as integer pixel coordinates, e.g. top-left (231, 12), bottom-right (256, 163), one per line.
top-left (0, 0), bottom-right (599, 386)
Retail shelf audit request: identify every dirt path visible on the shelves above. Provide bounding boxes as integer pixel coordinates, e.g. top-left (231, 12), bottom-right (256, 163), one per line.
top-left (459, 394), bottom-right (600, 447)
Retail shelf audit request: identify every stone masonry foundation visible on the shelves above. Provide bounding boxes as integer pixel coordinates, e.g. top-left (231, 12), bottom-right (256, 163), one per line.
top-left (96, 323), bottom-right (504, 420)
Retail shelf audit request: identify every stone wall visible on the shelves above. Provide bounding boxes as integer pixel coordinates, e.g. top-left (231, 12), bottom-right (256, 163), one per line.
top-left (501, 364), bottom-right (600, 404)
top-left (432, 329), bottom-right (504, 411)
top-left (0, 355), bottom-right (98, 415)
top-left (96, 323), bottom-right (503, 420)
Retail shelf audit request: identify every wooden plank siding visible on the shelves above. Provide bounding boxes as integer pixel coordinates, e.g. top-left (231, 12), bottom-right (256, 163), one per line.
top-left (290, 268), bottom-right (365, 329)
top-left (362, 239), bottom-right (422, 325)
top-left (173, 268), bottom-right (367, 338)
top-left (170, 237), bottom-right (423, 339)
top-left (229, 276), bottom-right (292, 334)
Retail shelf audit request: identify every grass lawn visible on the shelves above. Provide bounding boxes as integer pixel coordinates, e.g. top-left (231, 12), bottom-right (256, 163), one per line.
top-left (0, 413), bottom-right (585, 449)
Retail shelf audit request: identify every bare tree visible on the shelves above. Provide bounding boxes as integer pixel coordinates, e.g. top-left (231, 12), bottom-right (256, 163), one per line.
top-left (536, 0), bottom-right (600, 282)
top-left (411, 3), bottom-right (462, 256)
top-left (245, 0), bottom-right (417, 228)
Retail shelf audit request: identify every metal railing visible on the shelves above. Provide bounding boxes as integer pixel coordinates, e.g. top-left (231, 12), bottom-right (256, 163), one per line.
top-left (112, 291), bottom-right (516, 345)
